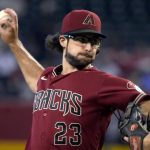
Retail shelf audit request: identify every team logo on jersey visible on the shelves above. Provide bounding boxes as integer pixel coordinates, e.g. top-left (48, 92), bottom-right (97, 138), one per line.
top-left (127, 81), bottom-right (144, 93)
top-left (33, 89), bottom-right (82, 117)
top-left (82, 14), bottom-right (96, 26)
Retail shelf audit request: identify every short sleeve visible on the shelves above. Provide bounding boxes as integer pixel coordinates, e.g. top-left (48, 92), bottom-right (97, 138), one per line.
top-left (98, 75), bottom-right (147, 111)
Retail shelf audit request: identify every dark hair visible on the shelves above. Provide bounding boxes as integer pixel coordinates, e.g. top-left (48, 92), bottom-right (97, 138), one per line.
top-left (45, 33), bottom-right (101, 55)
top-left (45, 33), bottom-right (63, 52)
top-left (96, 47), bottom-right (101, 55)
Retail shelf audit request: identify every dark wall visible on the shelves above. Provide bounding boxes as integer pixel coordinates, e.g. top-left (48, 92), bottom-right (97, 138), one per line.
top-left (0, 102), bottom-right (32, 139)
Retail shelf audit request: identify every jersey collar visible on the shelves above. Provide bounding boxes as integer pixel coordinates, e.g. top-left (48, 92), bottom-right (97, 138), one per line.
top-left (52, 64), bottom-right (63, 77)
top-left (52, 64), bottom-right (94, 77)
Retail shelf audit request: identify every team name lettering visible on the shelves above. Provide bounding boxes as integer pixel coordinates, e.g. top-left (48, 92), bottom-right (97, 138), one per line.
top-left (33, 89), bottom-right (82, 116)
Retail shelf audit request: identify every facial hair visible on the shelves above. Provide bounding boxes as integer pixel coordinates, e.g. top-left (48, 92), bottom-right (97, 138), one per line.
top-left (65, 50), bottom-right (94, 70)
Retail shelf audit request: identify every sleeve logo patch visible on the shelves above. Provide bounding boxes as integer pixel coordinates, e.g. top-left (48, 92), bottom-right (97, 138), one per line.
top-left (127, 81), bottom-right (144, 93)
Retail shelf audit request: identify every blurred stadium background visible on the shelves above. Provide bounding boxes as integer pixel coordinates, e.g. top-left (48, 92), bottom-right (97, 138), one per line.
top-left (0, 0), bottom-right (150, 149)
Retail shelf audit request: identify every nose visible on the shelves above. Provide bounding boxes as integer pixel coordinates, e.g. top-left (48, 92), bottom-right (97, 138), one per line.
top-left (82, 42), bottom-right (92, 51)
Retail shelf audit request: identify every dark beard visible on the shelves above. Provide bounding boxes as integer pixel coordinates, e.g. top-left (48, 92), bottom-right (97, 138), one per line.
top-left (65, 51), bottom-right (93, 70)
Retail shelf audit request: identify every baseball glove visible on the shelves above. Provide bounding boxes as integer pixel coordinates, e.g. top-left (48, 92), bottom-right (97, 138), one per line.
top-left (118, 100), bottom-right (150, 150)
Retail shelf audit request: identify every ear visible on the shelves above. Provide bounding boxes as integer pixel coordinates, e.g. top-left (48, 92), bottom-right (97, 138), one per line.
top-left (59, 35), bottom-right (68, 48)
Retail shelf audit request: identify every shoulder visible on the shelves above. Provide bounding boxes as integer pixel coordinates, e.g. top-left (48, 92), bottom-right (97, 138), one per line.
top-left (91, 67), bottom-right (128, 83)
top-left (40, 66), bottom-right (55, 78)
top-left (97, 69), bottom-right (145, 95)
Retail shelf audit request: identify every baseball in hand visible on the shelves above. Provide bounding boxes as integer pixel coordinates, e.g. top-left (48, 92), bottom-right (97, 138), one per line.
top-left (0, 10), bottom-right (10, 20)
top-left (0, 10), bottom-right (12, 29)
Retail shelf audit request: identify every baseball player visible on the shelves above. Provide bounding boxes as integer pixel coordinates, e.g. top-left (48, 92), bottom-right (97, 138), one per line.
top-left (0, 8), bottom-right (150, 150)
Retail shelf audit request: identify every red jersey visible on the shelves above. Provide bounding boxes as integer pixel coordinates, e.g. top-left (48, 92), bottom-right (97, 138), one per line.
top-left (25, 65), bottom-right (148, 150)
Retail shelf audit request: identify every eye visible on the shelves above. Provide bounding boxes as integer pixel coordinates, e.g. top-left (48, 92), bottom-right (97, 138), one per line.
top-left (74, 36), bottom-right (89, 43)
top-left (94, 38), bottom-right (102, 45)
top-left (72, 35), bottom-right (101, 46)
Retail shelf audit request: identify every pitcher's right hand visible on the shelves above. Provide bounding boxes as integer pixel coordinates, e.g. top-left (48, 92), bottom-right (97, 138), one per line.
top-left (0, 8), bottom-right (19, 45)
